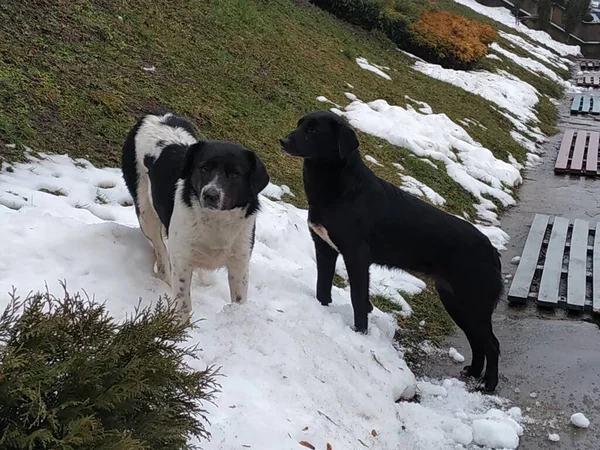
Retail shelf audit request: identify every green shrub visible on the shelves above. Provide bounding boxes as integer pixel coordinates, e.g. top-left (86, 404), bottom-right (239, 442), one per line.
top-left (0, 286), bottom-right (220, 450)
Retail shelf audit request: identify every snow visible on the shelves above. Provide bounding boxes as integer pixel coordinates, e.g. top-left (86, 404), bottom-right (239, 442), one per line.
top-left (414, 60), bottom-right (539, 124)
top-left (511, 256), bottom-right (521, 264)
top-left (399, 175), bottom-right (446, 206)
top-left (570, 412), bottom-right (590, 428)
top-left (262, 182), bottom-right (294, 200)
top-left (0, 153), bottom-right (528, 449)
top-left (365, 154), bottom-right (383, 166)
top-left (331, 96), bottom-right (521, 226)
top-left (498, 31), bottom-right (570, 72)
top-left (450, 0), bottom-right (581, 56)
top-left (405, 95), bottom-right (433, 115)
top-left (489, 43), bottom-right (571, 88)
top-left (548, 433), bottom-right (560, 442)
top-left (400, 378), bottom-right (524, 449)
top-left (355, 57), bottom-right (392, 81)
top-left (448, 347), bottom-right (465, 363)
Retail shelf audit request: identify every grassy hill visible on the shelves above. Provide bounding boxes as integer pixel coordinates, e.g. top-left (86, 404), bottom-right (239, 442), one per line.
top-left (0, 0), bottom-right (568, 343)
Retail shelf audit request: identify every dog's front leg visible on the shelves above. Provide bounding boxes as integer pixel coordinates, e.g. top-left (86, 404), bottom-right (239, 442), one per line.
top-left (342, 244), bottom-right (371, 334)
top-left (170, 256), bottom-right (193, 320)
top-left (227, 253), bottom-right (250, 303)
top-left (310, 228), bottom-right (339, 306)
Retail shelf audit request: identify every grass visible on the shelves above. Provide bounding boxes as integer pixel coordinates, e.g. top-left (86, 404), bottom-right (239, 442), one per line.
top-left (1, 0), bottom-right (546, 211)
top-left (0, 0), bottom-right (564, 351)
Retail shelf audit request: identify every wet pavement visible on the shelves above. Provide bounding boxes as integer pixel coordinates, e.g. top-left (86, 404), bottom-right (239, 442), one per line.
top-left (423, 91), bottom-right (600, 447)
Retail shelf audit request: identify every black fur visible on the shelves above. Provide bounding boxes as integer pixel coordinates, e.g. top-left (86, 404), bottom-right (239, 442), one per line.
top-left (121, 118), bottom-right (144, 214)
top-left (280, 110), bottom-right (503, 392)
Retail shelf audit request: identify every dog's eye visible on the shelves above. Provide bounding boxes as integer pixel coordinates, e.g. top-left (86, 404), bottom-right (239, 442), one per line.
top-left (200, 166), bottom-right (210, 173)
top-left (307, 126), bottom-right (316, 134)
top-left (229, 171), bottom-right (240, 179)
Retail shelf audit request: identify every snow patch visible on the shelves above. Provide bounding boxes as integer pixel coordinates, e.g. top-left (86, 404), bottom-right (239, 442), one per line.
top-left (356, 57), bottom-right (392, 81)
top-left (365, 154), bottom-right (383, 166)
top-left (570, 412), bottom-right (590, 428)
top-left (414, 60), bottom-right (539, 124)
top-left (400, 175), bottom-right (446, 206)
top-left (448, 347), bottom-right (465, 363)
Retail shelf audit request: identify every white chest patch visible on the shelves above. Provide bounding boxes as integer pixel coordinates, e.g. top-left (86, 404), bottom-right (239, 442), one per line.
top-left (308, 222), bottom-right (339, 252)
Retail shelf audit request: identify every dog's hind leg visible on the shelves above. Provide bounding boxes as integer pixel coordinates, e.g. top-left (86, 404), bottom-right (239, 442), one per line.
top-left (435, 280), bottom-right (485, 379)
top-left (476, 323), bottom-right (500, 393)
top-left (137, 175), bottom-right (171, 286)
top-left (310, 229), bottom-right (339, 306)
top-left (342, 243), bottom-right (371, 333)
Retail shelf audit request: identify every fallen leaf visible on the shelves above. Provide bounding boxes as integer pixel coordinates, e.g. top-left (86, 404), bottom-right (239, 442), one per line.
top-left (302, 426), bottom-right (308, 431)
top-left (371, 429), bottom-right (378, 437)
top-left (299, 441), bottom-right (315, 450)
top-left (326, 444), bottom-right (333, 450)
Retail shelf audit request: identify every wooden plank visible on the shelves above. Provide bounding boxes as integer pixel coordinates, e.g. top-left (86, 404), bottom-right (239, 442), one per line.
top-left (555, 129), bottom-right (576, 173)
top-left (570, 130), bottom-right (587, 173)
top-left (585, 76), bottom-right (592, 86)
top-left (594, 77), bottom-right (600, 87)
top-left (577, 76), bottom-right (584, 86)
top-left (592, 97), bottom-right (600, 115)
top-left (585, 132), bottom-right (599, 175)
top-left (538, 217), bottom-right (570, 307)
top-left (582, 96), bottom-right (592, 113)
top-left (571, 95), bottom-right (583, 113)
top-left (508, 214), bottom-right (550, 303)
top-left (593, 223), bottom-right (600, 314)
top-left (567, 219), bottom-right (589, 310)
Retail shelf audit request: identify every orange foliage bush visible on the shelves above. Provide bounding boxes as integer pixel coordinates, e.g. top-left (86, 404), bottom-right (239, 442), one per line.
top-left (410, 11), bottom-right (497, 68)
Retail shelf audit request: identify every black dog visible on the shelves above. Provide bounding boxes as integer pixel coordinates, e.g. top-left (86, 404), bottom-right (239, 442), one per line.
top-left (280, 110), bottom-right (503, 392)
top-left (121, 113), bottom-right (269, 319)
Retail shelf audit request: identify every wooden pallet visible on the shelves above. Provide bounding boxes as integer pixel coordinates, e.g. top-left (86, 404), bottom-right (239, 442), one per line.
top-left (576, 75), bottom-right (600, 87)
top-left (508, 214), bottom-right (600, 314)
top-left (554, 129), bottom-right (600, 175)
top-left (580, 60), bottom-right (600, 71)
top-left (570, 95), bottom-right (600, 115)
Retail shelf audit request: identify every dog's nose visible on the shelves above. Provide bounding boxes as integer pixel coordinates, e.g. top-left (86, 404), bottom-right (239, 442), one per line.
top-left (202, 188), bottom-right (220, 205)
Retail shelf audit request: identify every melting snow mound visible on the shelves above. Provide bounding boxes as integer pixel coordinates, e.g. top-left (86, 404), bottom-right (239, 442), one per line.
top-left (0, 154), bottom-right (526, 449)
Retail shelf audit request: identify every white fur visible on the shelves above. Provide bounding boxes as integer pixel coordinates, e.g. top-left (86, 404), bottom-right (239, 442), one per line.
top-left (132, 114), bottom-right (255, 319)
top-left (169, 181), bottom-right (256, 316)
top-left (309, 222), bottom-right (339, 252)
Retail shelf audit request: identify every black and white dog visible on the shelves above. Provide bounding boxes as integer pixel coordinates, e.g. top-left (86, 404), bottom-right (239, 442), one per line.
top-left (121, 113), bottom-right (269, 318)
top-left (280, 111), bottom-right (503, 392)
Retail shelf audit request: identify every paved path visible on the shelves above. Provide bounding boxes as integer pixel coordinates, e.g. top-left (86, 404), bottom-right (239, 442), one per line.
top-left (424, 91), bottom-right (600, 448)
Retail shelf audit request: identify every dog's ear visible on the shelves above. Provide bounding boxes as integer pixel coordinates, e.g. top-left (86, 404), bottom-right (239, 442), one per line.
top-left (181, 141), bottom-right (205, 179)
top-left (337, 119), bottom-right (359, 158)
top-left (248, 151), bottom-right (270, 195)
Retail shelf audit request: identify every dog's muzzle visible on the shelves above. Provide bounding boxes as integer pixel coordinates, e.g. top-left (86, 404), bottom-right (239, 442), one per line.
top-left (280, 137), bottom-right (292, 155)
top-left (200, 186), bottom-right (223, 209)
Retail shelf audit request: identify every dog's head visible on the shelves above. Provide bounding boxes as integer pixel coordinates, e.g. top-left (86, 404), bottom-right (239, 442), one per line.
top-left (280, 110), bottom-right (359, 160)
top-left (181, 140), bottom-right (269, 210)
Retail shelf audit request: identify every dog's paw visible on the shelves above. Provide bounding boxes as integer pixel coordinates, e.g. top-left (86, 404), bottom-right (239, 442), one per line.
top-left (460, 365), bottom-right (482, 379)
top-left (317, 297), bottom-right (332, 306)
top-left (352, 325), bottom-right (368, 335)
top-left (474, 375), bottom-right (497, 394)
